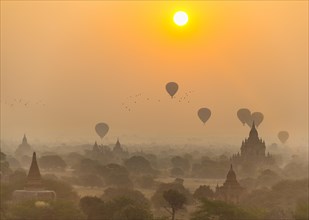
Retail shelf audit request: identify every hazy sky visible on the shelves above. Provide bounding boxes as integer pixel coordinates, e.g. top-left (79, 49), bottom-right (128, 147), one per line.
top-left (1, 1), bottom-right (308, 145)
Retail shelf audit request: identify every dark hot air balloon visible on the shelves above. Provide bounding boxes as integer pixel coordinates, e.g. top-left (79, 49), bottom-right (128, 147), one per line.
top-left (278, 131), bottom-right (289, 144)
top-left (197, 108), bottom-right (211, 124)
top-left (95, 123), bottom-right (109, 139)
top-left (165, 82), bottom-right (179, 98)
top-left (251, 112), bottom-right (264, 127)
top-left (237, 108), bottom-right (251, 126)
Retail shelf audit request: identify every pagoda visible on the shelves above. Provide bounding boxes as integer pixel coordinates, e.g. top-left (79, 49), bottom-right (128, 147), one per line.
top-left (12, 152), bottom-right (56, 202)
top-left (15, 134), bottom-right (32, 158)
top-left (215, 165), bottom-right (244, 204)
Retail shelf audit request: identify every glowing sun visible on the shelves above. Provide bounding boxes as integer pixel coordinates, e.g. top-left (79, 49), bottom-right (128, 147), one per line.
top-left (173, 11), bottom-right (188, 26)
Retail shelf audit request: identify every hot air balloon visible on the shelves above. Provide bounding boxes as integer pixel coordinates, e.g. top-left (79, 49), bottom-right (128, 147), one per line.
top-left (165, 82), bottom-right (179, 98)
top-left (237, 108), bottom-right (251, 126)
top-left (197, 108), bottom-right (211, 124)
top-left (251, 112), bottom-right (264, 127)
top-left (95, 123), bottom-right (109, 139)
top-left (278, 131), bottom-right (289, 144)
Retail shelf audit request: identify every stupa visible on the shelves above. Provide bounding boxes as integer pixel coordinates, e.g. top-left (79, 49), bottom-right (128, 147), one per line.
top-left (12, 152), bottom-right (56, 202)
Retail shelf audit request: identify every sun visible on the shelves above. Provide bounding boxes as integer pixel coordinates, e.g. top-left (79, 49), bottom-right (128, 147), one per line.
top-left (173, 11), bottom-right (188, 26)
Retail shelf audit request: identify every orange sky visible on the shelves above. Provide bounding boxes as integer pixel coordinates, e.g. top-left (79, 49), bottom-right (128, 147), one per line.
top-left (1, 1), bottom-right (308, 145)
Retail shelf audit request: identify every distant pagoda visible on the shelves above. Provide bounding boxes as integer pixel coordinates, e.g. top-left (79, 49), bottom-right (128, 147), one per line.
top-left (231, 122), bottom-right (274, 174)
top-left (113, 138), bottom-right (123, 154)
top-left (240, 121), bottom-right (266, 159)
top-left (12, 152), bottom-right (56, 202)
top-left (92, 141), bottom-right (100, 153)
top-left (215, 165), bottom-right (244, 204)
top-left (112, 138), bottom-right (128, 159)
top-left (15, 134), bottom-right (32, 158)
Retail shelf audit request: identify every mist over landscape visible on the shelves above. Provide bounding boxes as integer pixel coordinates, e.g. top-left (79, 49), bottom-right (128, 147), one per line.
top-left (1, 1), bottom-right (308, 220)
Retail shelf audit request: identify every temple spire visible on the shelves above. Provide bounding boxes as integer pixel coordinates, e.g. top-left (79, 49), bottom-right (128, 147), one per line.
top-left (25, 152), bottom-right (43, 190)
top-left (226, 164), bottom-right (236, 181)
top-left (249, 120), bottom-right (259, 139)
top-left (22, 134), bottom-right (27, 144)
top-left (252, 121), bottom-right (255, 129)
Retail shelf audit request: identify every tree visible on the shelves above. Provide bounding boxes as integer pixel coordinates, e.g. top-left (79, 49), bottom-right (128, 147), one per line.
top-left (80, 196), bottom-right (153, 220)
top-left (191, 199), bottom-right (262, 220)
top-left (151, 182), bottom-right (192, 209)
top-left (7, 200), bottom-right (85, 220)
top-left (193, 185), bottom-right (214, 201)
top-left (78, 174), bottom-right (103, 187)
top-left (79, 196), bottom-right (104, 220)
top-left (6, 156), bottom-right (21, 170)
top-left (256, 169), bottom-right (281, 187)
top-left (170, 167), bottom-right (184, 177)
top-left (294, 198), bottom-right (309, 220)
top-left (100, 163), bottom-right (132, 188)
top-left (74, 159), bottom-right (101, 175)
top-left (124, 156), bottom-right (155, 174)
top-left (101, 187), bottom-right (150, 209)
top-left (171, 156), bottom-right (190, 172)
top-left (39, 155), bottom-right (67, 170)
top-left (163, 189), bottom-right (186, 220)
top-left (134, 175), bottom-right (155, 189)
top-left (0, 152), bottom-right (11, 176)
top-left (42, 178), bottom-right (79, 201)
top-left (64, 152), bottom-right (85, 168)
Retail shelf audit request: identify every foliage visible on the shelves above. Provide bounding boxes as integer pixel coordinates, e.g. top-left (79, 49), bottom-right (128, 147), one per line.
top-left (191, 157), bottom-right (229, 178)
top-left (163, 189), bottom-right (187, 220)
top-left (78, 174), bottom-right (103, 187)
top-left (171, 156), bottom-right (190, 172)
top-left (74, 160), bottom-right (133, 187)
top-left (283, 162), bottom-right (308, 179)
top-left (39, 155), bottom-right (67, 170)
top-left (6, 156), bottom-right (21, 170)
top-left (193, 185), bottom-right (214, 201)
top-left (294, 198), bottom-right (309, 220)
top-left (191, 199), bottom-right (264, 220)
top-left (134, 174), bottom-right (156, 189)
top-left (151, 182), bottom-right (192, 209)
top-left (1, 170), bottom-right (27, 201)
top-left (79, 196), bottom-right (103, 218)
top-left (256, 169), bottom-right (281, 187)
top-left (100, 163), bottom-right (133, 188)
top-left (0, 151), bottom-right (6, 160)
top-left (101, 187), bottom-right (150, 209)
top-left (0, 151), bottom-right (12, 176)
top-left (7, 200), bottom-right (85, 220)
top-left (63, 152), bottom-right (85, 168)
top-left (42, 179), bottom-right (79, 202)
top-left (124, 156), bottom-right (156, 174)
top-left (73, 159), bottom-right (101, 175)
top-left (170, 167), bottom-right (184, 177)
top-left (80, 196), bottom-right (153, 220)
top-left (240, 179), bottom-right (309, 219)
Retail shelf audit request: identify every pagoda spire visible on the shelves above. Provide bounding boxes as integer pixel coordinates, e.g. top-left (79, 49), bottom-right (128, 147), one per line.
top-left (252, 121), bottom-right (255, 128)
top-left (249, 120), bottom-right (259, 139)
top-left (25, 152), bottom-right (43, 190)
top-left (226, 164), bottom-right (236, 181)
top-left (22, 134), bottom-right (27, 144)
